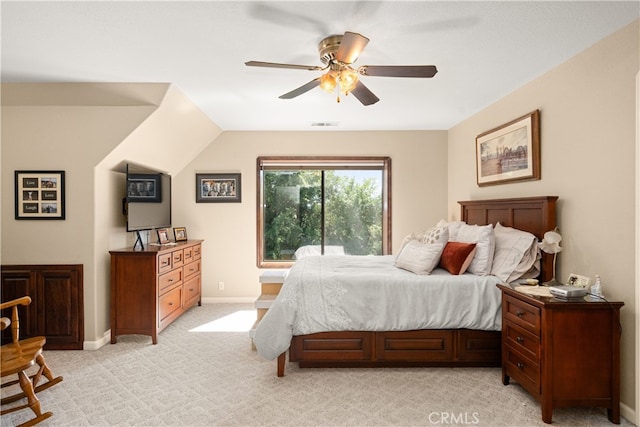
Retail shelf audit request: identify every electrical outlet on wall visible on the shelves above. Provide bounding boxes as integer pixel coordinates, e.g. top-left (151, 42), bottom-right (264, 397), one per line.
top-left (566, 273), bottom-right (592, 288)
top-left (218, 281), bottom-right (224, 291)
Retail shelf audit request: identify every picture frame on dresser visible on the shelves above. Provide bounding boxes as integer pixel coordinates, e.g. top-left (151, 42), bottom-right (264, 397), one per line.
top-left (476, 110), bottom-right (540, 187)
top-left (157, 228), bottom-right (170, 244)
top-left (14, 170), bottom-right (65, 220)
top-left (173, 227), bottom-right (187, 242)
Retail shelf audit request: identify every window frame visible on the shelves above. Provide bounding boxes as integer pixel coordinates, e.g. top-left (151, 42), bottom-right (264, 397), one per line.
top-left (256, 156), bottom-right (392, 268)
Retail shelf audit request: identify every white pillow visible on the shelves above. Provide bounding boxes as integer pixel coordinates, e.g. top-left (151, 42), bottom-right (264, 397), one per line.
top-left (491, 223), bottom-right (540, 282)
top-left (453, 223), bottom-right (495, 276)
top-left (437, 219), bottom-right (465, 241)
top-left (394, 240), bottom-right (445, 275)
top-left (397, 226), bottom-right (448, 259)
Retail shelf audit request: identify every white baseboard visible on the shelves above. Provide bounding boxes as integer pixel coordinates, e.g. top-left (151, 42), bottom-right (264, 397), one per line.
top-left (83, 329), bottom-right (111, 350)
top-left (620, 401), bottom-right (635, 425)
top-left (201, 296), bottom-right (255, 304)
top-left (80, 299), bottom-right (254, 351)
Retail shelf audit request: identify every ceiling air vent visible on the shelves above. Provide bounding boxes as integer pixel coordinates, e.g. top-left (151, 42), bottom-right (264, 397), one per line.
top-left (311, 122), bottom-right (339, 127)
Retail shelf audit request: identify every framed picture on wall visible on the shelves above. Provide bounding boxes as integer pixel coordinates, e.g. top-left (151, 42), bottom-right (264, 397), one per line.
top-left (195, 173), bottom-right (241, 203)
top-left (15, 170), bottom-right (66, 220)
top-left (476, 110), bottom-right (541, 186)
top-left (127, 173), bottom-right (161, 203)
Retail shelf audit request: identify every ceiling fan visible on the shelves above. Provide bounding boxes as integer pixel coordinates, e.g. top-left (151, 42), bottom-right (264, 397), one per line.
top-left (245, 31), bottom-right (438, 106)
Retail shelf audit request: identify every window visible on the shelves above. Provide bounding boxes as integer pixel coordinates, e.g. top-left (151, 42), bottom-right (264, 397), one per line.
top-left (257, 157), bottom-right (391, 268)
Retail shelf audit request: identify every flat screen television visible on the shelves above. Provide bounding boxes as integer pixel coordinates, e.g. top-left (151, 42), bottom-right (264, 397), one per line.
top-left (123, 164), bottom-right (171, 247)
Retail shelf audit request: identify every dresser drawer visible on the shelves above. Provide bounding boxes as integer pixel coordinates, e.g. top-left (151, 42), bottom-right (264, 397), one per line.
top-left (193, 244), bottom-right (201, 260)
top-left (158, 252), bottom-right (173, 274)
top-left (171, 249), bottom-right (184, 269)
top-left (158, 268), bottom-right (182, 293)
top-left (183, 274), bottom-right (201, 308)
top-left (184, 259), bottom-right (201, 279)
top-left (504, 295), bottom-right (540, 334)
top-left (184, 246), bottom-right (194, 263)
top-left (159, 285), bottom-right (182, 322)
top-left (504, 321), bottom-right (540, 362)
top-left (505, 347), bottom-right (540, 394)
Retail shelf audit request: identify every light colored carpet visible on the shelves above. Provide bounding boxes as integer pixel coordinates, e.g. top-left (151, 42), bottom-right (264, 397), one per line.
top-left (1, 303), bottom-right (633, 426)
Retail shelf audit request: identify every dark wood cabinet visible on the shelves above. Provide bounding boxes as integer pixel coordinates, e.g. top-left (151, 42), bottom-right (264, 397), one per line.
top-left (1, 264), bottom-right (84, 350)
top-left (109, 240), bottom-right (202, 344)
top-left (498, 284), bottom-right (623, 424)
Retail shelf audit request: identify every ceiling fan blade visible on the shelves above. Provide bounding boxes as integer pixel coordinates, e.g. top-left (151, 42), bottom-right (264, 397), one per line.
top-left (335, 31), bottom-right (369, 64)
top-left (359, 65), bottom-right (438, 78)
top-left (350, 81), bottom-right (379, 106)
top-left (245, 61), bottom-right (323, 71)
top-left (279, 78), bottom-right (321, 99)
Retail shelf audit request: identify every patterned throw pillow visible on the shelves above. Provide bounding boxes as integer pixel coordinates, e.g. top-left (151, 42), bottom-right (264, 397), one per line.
top-left (416, 226), bottom-right (449, 245)
top-left (397, 226), bottom-right (449, 260)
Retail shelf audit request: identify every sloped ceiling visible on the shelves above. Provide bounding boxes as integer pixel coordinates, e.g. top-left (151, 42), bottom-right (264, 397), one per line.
top-left (2, 1), bottom-right (638, 131)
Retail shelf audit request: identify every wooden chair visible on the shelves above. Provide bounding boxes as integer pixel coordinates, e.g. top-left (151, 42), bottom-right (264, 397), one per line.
top-left (1, 296), bottom-right (63, 426)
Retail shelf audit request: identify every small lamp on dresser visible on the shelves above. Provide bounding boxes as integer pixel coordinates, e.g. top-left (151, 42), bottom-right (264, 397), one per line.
top-left (538, 228), bottom-right (562, 287)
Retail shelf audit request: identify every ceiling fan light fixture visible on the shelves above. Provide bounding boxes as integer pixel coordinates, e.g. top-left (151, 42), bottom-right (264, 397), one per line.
top-left (319, 71), bottom-right (337, 93)
top-left (338, 68), bottom-right (358, 94)
top-left (246, 30), bottom-right (437, 105)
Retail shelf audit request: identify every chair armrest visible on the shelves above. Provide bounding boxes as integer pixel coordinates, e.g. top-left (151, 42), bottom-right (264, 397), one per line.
top-left (0, 296), bottom-right (32, 310)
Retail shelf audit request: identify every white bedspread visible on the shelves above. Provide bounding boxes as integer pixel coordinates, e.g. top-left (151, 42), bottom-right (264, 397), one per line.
top-left (254, 255), bottom-right (503, 360)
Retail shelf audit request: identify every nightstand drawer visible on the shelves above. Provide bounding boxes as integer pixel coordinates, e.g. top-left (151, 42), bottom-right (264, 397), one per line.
top-left (504, 347), bottom-right (540, 394)
top-left (504, 295), bottom-right (540, 334)
top-left (504, 322), bottom-right (540, 362)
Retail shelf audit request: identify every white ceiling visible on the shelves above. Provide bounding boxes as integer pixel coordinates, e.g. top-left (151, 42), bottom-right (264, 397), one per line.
top-left (2, 1), bottom-right (638, 131)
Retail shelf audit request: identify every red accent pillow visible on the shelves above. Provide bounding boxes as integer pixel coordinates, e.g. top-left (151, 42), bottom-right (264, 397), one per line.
top-left (439, 242), bottom-right (477, 275)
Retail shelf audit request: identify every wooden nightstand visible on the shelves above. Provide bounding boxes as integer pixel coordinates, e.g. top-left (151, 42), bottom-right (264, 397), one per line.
top-left (497, 284), bottom-right (624, 424)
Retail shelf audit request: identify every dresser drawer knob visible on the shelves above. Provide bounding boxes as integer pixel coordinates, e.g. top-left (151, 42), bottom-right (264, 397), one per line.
top-left (168, 302), bottom-right (174, 306)
top-left (516, 310), bottom-right (524, 317)
top-left (516, 336), bottom-right (524, 343)
top-left (517, 362), bottom-right (524, 370)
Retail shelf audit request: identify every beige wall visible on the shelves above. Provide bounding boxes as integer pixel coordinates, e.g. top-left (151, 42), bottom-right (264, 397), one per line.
top-left (448, 20), bottom-right (639, 417)
top-left (172, 130), bottom-right (448, 299)
top-left (1, 84), bottom-right (160, 345)
top-left (1, 17), bottom-right (637, 422)
top-left (1, 83), bottom-right (222, 348)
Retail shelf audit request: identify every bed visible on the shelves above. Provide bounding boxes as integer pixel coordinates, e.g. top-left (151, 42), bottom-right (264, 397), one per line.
top-left (254, 196), bottom-right (558, 376)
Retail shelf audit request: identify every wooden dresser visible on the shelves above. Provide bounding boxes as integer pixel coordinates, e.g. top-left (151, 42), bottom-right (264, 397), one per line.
top-left (110, 240), bottom-right (203, 344)
top-left (498, 284), bottom-right (623, 424)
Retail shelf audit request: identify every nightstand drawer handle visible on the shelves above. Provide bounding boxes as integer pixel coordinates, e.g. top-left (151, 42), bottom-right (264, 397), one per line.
top-left (517, 362), bottom-right (524, 370)
top-left (516, 336), bottom-right (524, 343)
top-left (516, 310), bottom-right (525, 317)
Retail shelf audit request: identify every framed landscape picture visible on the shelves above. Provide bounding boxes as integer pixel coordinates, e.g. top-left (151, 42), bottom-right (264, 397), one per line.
top-left (196, 173), bottom-right (241, 203)
top-left (15, 170), bottom-right (65, 220)
top-left (476, 110), bottom-right (540, 186)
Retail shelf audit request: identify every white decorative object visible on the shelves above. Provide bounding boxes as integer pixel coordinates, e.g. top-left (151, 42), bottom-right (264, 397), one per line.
top-left (538, 228), bottom-right (562, 286)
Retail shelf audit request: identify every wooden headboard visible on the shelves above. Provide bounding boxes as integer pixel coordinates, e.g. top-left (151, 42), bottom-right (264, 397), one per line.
top-left (458, 196), bottom-right (558, 283)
